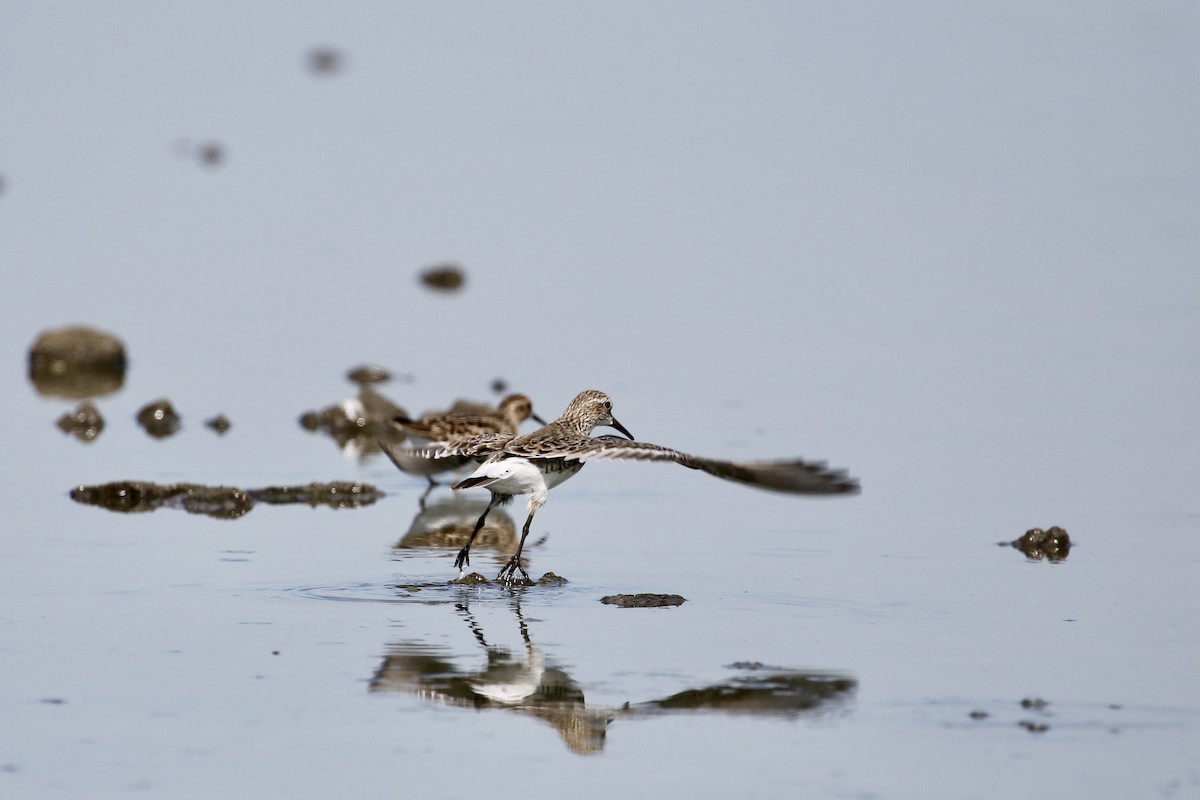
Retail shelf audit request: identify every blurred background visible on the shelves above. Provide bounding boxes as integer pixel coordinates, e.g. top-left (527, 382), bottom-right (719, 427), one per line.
top-left (2, 3), bottom-right (1199, 798)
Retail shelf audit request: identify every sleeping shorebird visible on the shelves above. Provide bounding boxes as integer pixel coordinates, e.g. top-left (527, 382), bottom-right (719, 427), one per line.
top-left (393, 390), bottom-right (859, 583)
top-left (380, 394), bottom-right (545, 487)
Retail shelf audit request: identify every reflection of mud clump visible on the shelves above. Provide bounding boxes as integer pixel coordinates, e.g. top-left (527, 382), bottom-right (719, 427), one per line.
top-left (299, 384), bottom-right (407, 456)
top-left (136, 399), bottom-right (182, 439)
top-left (28, 326), bottom-right (127, 399)
top-left (70, 480), bottom-right (381, 519)
top-left (57, 402), bottom-right (105, 442)
top-left (638, 668), bottom-right (856, 717)
top-left (600, 593), bottom-right (686, 608)
top-left (1007, 526), bottom-right (1071, 561)
top-left (419, 263), bottom-right (465, 292)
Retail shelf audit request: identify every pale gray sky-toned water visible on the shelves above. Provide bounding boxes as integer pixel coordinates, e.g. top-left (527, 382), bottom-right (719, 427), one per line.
top-left (3, 3), bottom-right (1199, 798)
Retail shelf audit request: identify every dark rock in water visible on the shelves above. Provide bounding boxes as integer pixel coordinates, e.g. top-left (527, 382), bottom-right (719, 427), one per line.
top-left (419, 263), bottom-right (465, 293)
top-left (1007, 526), bottom-right (1071, 561)
top-left (57, 402), bottom-right (105, 442)
top-left (70, 480), bottom-right (381, 519)
top-left (600, 593), bottom-right (686, 608)
top-left (28, 326), bottom-right (126, 399)
top-left (205, 414), bottom-right (231, 435)
top-left (136, 398), bottom-right (181, 439)
top-left (491, 377), bottom-right (508, 394)
top-left (537, 572), bottom-right (568, 586)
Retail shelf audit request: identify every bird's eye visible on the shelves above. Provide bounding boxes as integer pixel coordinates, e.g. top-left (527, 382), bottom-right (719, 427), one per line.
top-left (603, 401), bottom-right (611, 410)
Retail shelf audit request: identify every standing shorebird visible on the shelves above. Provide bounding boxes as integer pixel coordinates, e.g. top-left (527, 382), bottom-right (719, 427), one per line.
top-left (380, 394), bottom-right (545, 487)
top-left (395, 389), bottom-right (859, 583)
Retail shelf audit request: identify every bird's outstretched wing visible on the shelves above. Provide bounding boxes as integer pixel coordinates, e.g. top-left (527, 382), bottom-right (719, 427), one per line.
top-left (566, 436), bottom-right (860, 495)
top-left (378, 432), bottom-right (516, 463)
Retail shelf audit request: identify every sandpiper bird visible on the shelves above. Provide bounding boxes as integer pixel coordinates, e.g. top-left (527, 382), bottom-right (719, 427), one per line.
top-left (380, 394), bottom-right (545, 486)
top-left (398, 389), bottom-right (859, 583)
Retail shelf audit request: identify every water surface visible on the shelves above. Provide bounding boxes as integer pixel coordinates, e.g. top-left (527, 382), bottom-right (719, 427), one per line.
top-left (2, 3), bottom-right (1199, 798)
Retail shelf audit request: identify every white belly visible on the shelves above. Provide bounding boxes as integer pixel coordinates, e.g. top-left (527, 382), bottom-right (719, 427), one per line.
top-left (464, 457), bottom-right (584, 497)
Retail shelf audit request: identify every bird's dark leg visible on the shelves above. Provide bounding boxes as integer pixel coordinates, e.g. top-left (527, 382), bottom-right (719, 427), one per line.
top-left (455, 494), bottom-right (503, 571)
top-left (496, 509), bottom-right (536, 584)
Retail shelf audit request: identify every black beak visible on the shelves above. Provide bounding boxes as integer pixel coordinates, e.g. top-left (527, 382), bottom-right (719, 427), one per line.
top-left (609, 416), bottom-right (634, 440)
top-left (531, 412), bottom-right (547, 426)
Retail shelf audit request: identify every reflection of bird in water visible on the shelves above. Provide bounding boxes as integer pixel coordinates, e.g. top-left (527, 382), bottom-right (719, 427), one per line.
top-left (380, 394), bottom-right (545, 492)
top-left (369, 597), bottom-right (857, 755)
top-left (390, 389), bottom-right (859, 582)
top-left (370, 599), bottom-right (612, 755)
top-left (392, 494), bottom-right (525, 571)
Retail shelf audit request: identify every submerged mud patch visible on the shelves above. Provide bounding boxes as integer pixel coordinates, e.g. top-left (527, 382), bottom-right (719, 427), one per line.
top-left (70, 480), bottom-right (382, 520)
top-left (601, 593), bottom-right (686, 608)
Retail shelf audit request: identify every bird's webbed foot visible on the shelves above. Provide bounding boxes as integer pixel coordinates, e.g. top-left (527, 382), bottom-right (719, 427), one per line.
top-left (496, 556), bottom-right (532, 585)
top-left (453, 546), bottom-right (471, 571)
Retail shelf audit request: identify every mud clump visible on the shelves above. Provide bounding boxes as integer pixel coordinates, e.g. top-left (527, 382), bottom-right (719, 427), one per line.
top-left (57, 402), bottom-right (105, 442)
top-left (1006, 526), bottom-right (1071, 561)
top-left (419, 263), bottom-right (465, 293)
top-left (300, 383), bottom-right (408, 456)
top-left (250, 482), bottom-right (380, 509)
top-left (136, 399), bottom-right (182, 439)
top-left (600, 593), bottom-right (686, 608)
top-left (70, 482), bottom-right (251, 519)
top-left (346, 364), bottom-right (396, 385)
top-left (70, 480), bottom-right (381, 519)
top-left (28, 326), bottom-right (127, 399)
top-left (196, 142), bottom-right (224, 167)
top-left (205, 414), bottom-right (231, 435)
top-left (449, 572), bottom-right (567, 587)
top-left (307, 46), bottom-right (343, 75)
top-left (450, 572), bottom-right (491, 586)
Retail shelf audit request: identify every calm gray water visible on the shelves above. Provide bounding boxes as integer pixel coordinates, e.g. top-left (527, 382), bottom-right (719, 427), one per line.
top-left (3, 3), bottom-right (1199, 798)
